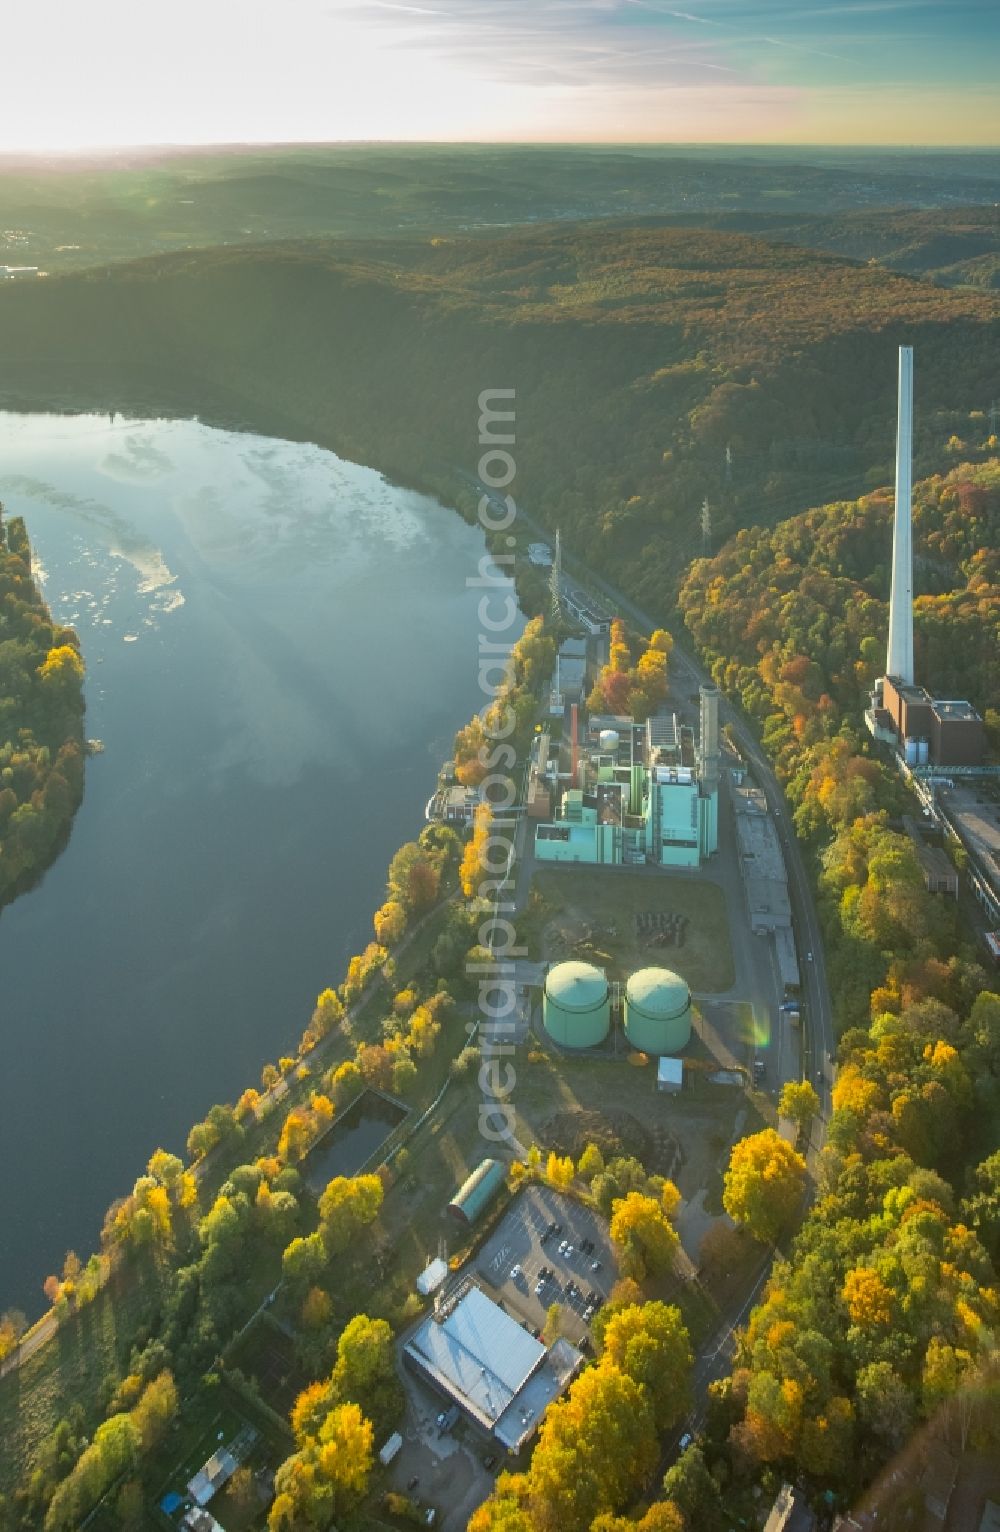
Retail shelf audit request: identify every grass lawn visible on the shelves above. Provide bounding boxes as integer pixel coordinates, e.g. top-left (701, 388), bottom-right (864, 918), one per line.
top-left (0, 1256), bottom-right (164, 1495)
top-left (526, 867), bottom-right (735, 992)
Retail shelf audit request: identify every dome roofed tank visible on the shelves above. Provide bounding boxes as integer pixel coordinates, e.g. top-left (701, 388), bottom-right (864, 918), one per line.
top-left (624, 966), bottom-right (692, 1055)
top-left (543, 961), bottom-right (610, 1049)
top-left (545, 960), bottom-right (609, 1011)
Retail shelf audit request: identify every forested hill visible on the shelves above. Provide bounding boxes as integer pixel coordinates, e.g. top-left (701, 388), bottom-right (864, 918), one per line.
top-left (0, 223), bottom-right (997, 610)
top-left (0, 507), bottom-right (85, 907)
top-left (638, 205), bottom-right (1000, 291)
top-left (679, 458), bottom-right (1000, 785)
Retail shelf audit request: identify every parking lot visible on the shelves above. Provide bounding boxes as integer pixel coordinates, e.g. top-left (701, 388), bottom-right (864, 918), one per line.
top-left (475, 1185), bottom-right (619, 1345)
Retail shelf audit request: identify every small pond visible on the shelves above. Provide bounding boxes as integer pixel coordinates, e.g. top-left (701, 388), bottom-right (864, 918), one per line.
top-left (304, 1089), bottom-right (409, 1190)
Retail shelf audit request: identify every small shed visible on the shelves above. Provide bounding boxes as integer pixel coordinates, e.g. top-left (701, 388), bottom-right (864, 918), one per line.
top-left (379, 1432), bottom-right (403, 1466)
top-left (183, 1512), bottom-right (225, 1532)
top-left (417, 1258), bottom-right (449, 1295)
top-left (187, 1448), bottom-right (238, 1507)
top-left (656, 1057), bottom-right (684, 1093)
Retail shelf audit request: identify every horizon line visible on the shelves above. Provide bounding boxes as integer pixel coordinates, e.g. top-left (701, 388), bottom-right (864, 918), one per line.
top-left (1, 138), bottom-right (998, 157)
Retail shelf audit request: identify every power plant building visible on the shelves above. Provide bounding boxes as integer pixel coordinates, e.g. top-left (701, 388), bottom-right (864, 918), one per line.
top-left (534, 684), bottom-right (721, 868)
top-left (624, 967), bottom-right (692, 1055)
top-left (542, 961), bottom-right (611, 1048)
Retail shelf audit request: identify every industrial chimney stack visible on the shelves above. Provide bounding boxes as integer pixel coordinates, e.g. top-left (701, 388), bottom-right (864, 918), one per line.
top-left (699, 683), bottom-right (721, 787)
top-left (886, 345), bottom-right (915, 685)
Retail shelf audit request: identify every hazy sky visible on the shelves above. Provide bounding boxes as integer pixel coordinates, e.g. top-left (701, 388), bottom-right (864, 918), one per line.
top-left (3, 0), bottom-right (998, 149)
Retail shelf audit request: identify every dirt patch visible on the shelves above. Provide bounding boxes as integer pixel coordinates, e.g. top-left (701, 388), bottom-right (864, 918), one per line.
top-left (537, 1107), bottom-right (685, 1181)
top-left (531, 868), bottom-right (734, 992)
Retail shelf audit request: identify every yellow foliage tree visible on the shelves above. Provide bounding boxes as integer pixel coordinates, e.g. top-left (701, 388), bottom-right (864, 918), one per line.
top-left (609, 1192), bottom-right (680, 1277)
top-left (374, 900), bottom-right (407, 945)
top-left (842, 1266), bottom-right (894, 1328)
top-left (460, 802), bottom-right (495, 898)
top-left (546, 1152), bottom-right (575, 1192)
top-left (723, 1129), bottom-right (806, 1243)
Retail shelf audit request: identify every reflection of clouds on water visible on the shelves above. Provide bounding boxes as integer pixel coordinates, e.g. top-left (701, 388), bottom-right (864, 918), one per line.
top-left (0, 471), bottom-right (183, 633)
top-left (99, 433), bottom-right (176, 484)
top-left (170, 436), bottom-right (432, 583)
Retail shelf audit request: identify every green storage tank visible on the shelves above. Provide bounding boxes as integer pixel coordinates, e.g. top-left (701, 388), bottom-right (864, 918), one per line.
top-left (543, 961), bottom-right (610, 1048)
top-left (624, 966), bottom-right (692, 1055)
top-left (447, 1158), bottom-right (506, 1225)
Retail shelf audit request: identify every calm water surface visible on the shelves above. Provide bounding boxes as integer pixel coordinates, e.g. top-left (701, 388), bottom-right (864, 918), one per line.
top-left (0, 413), bottom-right (504, 1315)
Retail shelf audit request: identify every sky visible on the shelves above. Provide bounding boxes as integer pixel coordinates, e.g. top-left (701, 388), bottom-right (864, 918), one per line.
top-left (2, 0), bottom-right (997, 150)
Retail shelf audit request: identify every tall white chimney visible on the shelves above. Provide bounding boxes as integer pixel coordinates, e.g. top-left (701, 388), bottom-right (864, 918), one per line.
top-left (699, 683), bottom-right (720, 787)
top-left (886, 345), bottom-right (915, 685)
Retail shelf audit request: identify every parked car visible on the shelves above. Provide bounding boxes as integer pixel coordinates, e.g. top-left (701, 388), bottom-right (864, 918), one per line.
top-left (557, 1239), bottom-right (568, 1256)
top-left (678, 1432), bottom-right (693, 1452)
top-left (582, 1305), bottom-right (595, 1322)
top-left (590, 1259), bottom-right (602, 1272)
top-left (510, 1264), bottom-right (523, 1280)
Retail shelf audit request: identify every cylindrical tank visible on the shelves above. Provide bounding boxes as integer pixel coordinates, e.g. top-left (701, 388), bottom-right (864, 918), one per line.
top-left (599, 728), bottom-right (620, 754)
top-left (543, 961), bottom-right (610, 1048)
top-left (904, 738), bottom-right (919, 765)
top-left (624, 967), bottom-right (692, 1055)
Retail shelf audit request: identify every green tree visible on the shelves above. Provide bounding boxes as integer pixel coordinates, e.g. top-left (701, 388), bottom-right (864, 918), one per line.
top-left (318, 1174), bottom-right (383, 1253)
top-left (661, 1444), bottom-right (725, 1532)
top-left (601, 1302), bottom-right (692, 1430)
top-left (528, 1364), bottom-right (657, 1531)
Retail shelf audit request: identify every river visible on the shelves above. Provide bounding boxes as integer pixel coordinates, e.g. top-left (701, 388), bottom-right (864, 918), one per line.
top-left (0, 412), bottom-right (504, 1316)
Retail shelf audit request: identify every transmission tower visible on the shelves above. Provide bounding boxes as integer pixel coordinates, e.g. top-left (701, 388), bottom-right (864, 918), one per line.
top-left (989, 399), bottom-right (999, 439)
top-left (549, 528), bottom-right (563, 621)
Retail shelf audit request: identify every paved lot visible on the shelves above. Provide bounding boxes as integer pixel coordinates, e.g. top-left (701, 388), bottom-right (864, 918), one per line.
top-left (475, 1185), bottom-right (618, 1345)
top-left (385, 1371), bottom-right (499, 1532)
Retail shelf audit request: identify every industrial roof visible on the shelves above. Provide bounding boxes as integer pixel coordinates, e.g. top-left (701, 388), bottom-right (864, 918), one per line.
top-left (931, 698), bottom-right (980, 721)
top-left (657, 1057), bottom-right (684, 1087)
top-left (627, 967), bottom-right (690, 1019)
top-left (544, 960), bottom-right (609, 1011)
top-left (493, 1338), bottom-right (582, 1451)
top-left (405, 1286), bottom-right (546, 1424)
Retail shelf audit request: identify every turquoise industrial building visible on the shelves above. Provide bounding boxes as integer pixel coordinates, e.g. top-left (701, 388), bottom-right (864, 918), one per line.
top-left (531, 684), bottom-right (721, 869)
